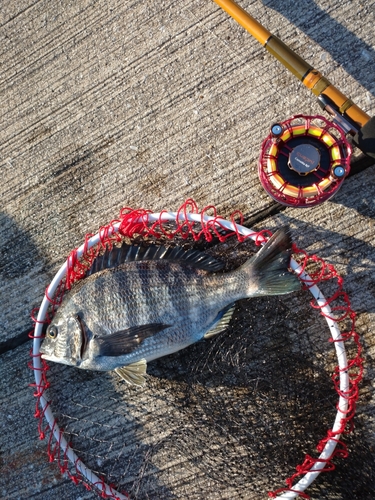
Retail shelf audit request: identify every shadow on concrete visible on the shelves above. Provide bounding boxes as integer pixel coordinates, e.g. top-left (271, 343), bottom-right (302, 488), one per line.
top-left (0, 212), bottom-right (47, 353)
top-left (331, 164), bottom-right (375, 219)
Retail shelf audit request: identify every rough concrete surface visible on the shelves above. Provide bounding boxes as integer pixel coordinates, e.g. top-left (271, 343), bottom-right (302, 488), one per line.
top-left (1, 1), bottom-right (374, 499)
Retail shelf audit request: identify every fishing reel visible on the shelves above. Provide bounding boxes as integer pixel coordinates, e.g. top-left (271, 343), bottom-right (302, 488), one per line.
top-left (258, 114), bottom-right (352, 207)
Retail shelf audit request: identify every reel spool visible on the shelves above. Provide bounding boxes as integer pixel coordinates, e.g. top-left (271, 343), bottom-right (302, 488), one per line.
top-left (258, 114), bottom-right (352, 207)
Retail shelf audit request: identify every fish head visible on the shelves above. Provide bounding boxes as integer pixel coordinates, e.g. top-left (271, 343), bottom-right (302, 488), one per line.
top-left (40, 313), bottom-right (87, 367)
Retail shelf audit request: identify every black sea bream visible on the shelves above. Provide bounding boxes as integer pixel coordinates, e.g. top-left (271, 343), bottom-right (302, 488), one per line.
top-left (40, 228), bottom-right (300, 385)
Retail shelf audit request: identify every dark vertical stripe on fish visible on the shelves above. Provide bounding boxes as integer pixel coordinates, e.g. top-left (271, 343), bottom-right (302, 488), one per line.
top-left (162, 263), bottom-right (185, 323)
top-left (138, 263), bottom-right (153, 326)
top-left (119, 267), bottom-right (138, 328)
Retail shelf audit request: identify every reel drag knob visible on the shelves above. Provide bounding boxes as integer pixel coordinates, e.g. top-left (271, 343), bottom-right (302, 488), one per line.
top-left (288, 144), bottom-right (320, 176)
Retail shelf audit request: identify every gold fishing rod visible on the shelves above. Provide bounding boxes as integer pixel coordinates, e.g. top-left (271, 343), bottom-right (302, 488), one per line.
top-left (212, 0), bottom-right (375, 207)
top-left (213, 0), bottom-right (370, 129)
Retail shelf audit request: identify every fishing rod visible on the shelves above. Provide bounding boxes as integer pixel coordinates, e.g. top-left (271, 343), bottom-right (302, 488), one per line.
top-left (213, 0), bottom-right (375, 207)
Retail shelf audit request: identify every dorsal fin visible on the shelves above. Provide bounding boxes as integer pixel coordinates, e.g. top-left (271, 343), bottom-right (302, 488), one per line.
top-left (86, 243), bottom-right (224, 276)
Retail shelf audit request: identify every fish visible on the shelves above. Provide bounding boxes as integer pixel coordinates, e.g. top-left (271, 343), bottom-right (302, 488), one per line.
top-left (40, 227), bottom-right (300, 385)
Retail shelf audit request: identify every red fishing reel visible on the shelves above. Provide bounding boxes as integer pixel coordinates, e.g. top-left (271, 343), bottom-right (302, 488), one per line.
top-left (258, 115), bottom-right (352, 207)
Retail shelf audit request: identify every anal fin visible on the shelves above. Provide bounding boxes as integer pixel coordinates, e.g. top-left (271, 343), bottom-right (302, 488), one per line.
top-left (204, 304), bottom-right (236, 339)
top-left (115, 359), bottom-right (147, 386)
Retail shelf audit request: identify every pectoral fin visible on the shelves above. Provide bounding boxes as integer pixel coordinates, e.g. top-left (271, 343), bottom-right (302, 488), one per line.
top-left (115, 359), bottom-right (147, 386)
top-left (95, 323), bottom-right (170, 357)
top-left (204, 304), bottom-right (236, 339)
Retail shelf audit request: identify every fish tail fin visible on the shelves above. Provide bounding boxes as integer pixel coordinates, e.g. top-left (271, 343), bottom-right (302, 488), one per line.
top-left (243, 227), bottom-right (300, 296)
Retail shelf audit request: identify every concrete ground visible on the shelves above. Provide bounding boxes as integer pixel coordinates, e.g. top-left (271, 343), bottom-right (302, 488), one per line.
top-left (1, 1), bottom-right (374, 499)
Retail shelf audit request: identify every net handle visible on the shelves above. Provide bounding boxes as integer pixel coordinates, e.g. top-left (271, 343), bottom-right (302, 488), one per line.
top-left (32, 212), bottom-right (349, 499)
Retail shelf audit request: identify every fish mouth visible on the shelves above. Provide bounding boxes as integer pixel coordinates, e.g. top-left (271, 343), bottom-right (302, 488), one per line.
top-left (39, 352), bottom-right (74, 366)
top-left (39, 343), bottom-right (56, 360)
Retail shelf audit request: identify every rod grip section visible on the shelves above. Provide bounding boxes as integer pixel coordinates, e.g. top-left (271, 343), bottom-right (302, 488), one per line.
top-left (265, 36), bottom-right (312, 81)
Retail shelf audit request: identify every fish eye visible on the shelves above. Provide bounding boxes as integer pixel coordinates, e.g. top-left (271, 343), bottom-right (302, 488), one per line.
top-left (47, 325), bottom-right (58, 339)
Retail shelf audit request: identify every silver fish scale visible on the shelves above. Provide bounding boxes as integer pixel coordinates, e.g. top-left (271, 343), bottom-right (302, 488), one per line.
top-left (81, 262), bottom-right (234, 328)
top-left (67, 260), bottom-right (244, 369)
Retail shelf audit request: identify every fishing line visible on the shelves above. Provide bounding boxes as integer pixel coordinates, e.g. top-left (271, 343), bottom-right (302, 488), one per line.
top-left (30, 201), bottom-right (362, 499)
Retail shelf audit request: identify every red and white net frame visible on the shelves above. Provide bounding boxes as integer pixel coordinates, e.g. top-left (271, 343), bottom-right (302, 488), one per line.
top-left (30, 199), bottom-right (363, 499)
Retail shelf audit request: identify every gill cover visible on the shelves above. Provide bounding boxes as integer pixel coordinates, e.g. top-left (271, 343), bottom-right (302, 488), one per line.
top-left (41, 315), bottom-right (84, 366)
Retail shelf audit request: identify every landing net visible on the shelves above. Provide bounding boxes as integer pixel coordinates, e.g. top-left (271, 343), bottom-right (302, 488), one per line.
top-left (30, 199), bottom-right (362, 499)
